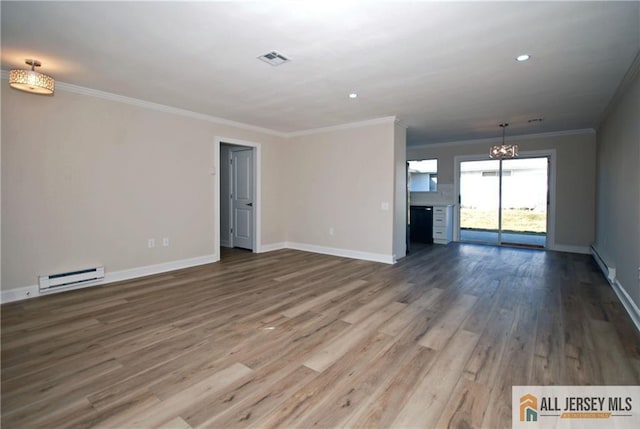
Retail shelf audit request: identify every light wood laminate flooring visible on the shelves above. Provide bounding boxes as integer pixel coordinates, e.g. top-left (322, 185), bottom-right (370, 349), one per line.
top-left (2, 244), bottom-right (639, 428)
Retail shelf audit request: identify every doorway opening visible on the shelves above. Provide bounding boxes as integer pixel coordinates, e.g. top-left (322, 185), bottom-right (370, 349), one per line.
top-left (456, 154), bottom-right (552, 248)
top-left (216, 138), bottom-right (261, 260)
top-left (407, 159), bottom-right (439, 253)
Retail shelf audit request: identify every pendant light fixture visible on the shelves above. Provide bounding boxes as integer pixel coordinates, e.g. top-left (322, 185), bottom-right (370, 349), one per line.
top-left (489, 123), bottom-right (518, 159)
top-left (9, 59), bottom-right (55, 95)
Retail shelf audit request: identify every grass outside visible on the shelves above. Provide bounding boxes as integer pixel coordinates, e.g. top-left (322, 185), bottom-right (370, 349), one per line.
top-left (460, 208), bottom-right (546, 233)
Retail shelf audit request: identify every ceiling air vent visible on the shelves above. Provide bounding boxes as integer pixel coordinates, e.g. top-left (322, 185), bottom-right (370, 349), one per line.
top-left (258, 51), bottom-right (291, 66)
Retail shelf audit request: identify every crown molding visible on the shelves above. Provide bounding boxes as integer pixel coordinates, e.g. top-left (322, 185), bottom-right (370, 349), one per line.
top-left (2, 70), bottom-right (401, 139)
top-left (286, 116), bottom-right (398, 137)
top-left (1, 70), bottom-right (288, 138)
top-left (407, 128), bottom-right (596, 150)
top-left (54, 81), bottom-right (290, 138)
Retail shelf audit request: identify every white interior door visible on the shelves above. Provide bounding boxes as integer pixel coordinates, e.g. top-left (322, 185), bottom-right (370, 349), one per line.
top-left (232, 149), bottom-right (254, 250)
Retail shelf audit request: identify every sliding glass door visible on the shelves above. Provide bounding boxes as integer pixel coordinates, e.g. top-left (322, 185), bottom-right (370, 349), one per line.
top-left (500, 157), bottom-right (548, 247)
top-left (459, 156), bottom-right (548, 248)
top-left (460, 160), bottom-right (501, 245)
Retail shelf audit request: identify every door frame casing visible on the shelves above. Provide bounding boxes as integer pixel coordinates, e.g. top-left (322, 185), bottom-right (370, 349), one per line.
top-left (214, 137), bottom-right (262, 261)
top-left (453, 149), bottom-right (556, 248)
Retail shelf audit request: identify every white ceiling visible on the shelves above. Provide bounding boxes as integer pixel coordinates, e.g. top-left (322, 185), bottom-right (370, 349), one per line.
top-left (2, 1), bottom-right (639, 145)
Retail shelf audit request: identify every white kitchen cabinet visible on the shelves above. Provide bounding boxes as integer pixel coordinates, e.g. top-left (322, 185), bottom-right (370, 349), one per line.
top-left (433, 205), bottom-right (453, 244)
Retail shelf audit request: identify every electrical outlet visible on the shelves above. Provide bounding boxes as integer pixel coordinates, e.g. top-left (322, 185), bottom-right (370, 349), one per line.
top-left (148, 238), bottom-right (155, 248)
top-left (329, 227), bottom-right (334, 236)
top-left (162, 237), bottom-right (169, 247)
top-left (381, 202), bottom-right (390, 211)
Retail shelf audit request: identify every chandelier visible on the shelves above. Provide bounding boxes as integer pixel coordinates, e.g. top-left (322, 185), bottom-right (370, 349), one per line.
top-left (489, 123), bottom-right (518, 159)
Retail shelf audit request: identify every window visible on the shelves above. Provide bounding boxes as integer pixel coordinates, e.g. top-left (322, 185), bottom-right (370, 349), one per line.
top-left (408, 159), bottom-right (438, 192)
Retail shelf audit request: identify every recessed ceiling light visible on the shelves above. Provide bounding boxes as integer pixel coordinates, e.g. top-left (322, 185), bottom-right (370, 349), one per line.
top-left (516, 54), bottom-right (531, 62)
top-left (349, 93), bottom-right (358, 99)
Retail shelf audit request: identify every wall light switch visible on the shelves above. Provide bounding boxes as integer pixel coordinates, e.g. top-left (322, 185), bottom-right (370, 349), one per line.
top-left (162, 237), bottom-right (169, 247)
top-left (148, 238), bottom-right (155, 248)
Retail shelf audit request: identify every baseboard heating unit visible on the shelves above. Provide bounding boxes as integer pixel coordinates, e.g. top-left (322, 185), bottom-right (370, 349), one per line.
top-left (38, 266), bottom-right (105, 291)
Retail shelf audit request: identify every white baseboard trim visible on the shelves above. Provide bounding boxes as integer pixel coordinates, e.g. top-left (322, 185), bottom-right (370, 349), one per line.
top-left (104, 255), bottom-right (217, 284)
top-left (2, 242), bottom-right (395, 304)
top-left (591, 245), bottom-right (611, 279)
top-left (591, 245), bottom-right (640, 333)
top-left (548, 244), bottom-right (591, 254)
top-left (1, 254), bottom-right (217, 304)
top-left (0, 285), bottom-right (40, 304)
top-left (285, 241), bottom-right (394, 264)
top-left (611, 279), bottom-right (640, 333)
top-left (259, 242), bottom-right (287, 253)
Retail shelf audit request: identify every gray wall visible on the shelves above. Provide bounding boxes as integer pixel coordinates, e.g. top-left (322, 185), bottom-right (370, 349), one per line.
top-left (285, 122), bottom-right (397, 259)
top-left (594, 68), bottom-right (640, 308)
top-left (1, 86), bottom-right (287, 292)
